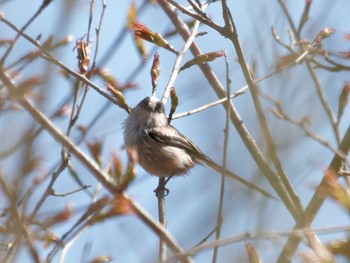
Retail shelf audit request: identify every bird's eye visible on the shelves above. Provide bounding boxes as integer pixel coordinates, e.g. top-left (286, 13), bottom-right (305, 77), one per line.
top-left (154, 102), bottom-right (164, 113)
top-left (137, 97), bottom-right (151, 110)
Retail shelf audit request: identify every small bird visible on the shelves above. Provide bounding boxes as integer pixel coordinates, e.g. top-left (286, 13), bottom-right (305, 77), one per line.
top-left (123, 96), bottom-right (271, 198)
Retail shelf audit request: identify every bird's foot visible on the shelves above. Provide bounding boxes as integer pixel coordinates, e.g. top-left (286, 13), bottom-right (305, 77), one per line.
top-left (154, 175), bottom-right (173, 197)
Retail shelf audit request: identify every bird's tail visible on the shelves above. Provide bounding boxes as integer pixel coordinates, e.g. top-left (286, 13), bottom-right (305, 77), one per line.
top-left (200, 156), bottom-right (273, 199)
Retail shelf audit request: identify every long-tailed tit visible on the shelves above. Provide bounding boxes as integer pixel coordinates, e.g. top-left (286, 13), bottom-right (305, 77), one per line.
top-left (123, 96), bottom-right (271, 198)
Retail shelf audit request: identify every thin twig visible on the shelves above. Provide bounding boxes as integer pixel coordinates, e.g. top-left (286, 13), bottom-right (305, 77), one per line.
top-left (167, 224), bottom-right (350, 263)
top-left (0, 17), bottom-right (118, 105)
top-left (187, 0), bottom-right (210, 19)
top-left (279, 0), bottom-right (340, 145)
top-left (161, 14), bottom-right (202, 103)
top-left (87, 0), bottom-right (95, 43)
top-left (306, 60), bottom-right (340, 143)
top-left (172, 46), bottom-right (310, 120)
top-left (195, 227), bottom-right (217, 247)
top-left (90, 0), bottom-right (107, 73)
top-left (59, 229), bottom-right (86, 263)
top-left (30, 152), bottom-right (70, 221)
top-left (271, 26), bottom-right (295, 53)
top-left (269, 101), bottom-right (348, 161)
top-left (212, 51), bottom-right (230, 263)
top-left (172, 86), bottom-right (246, 119)
top-left (165, 0), bottom-right (222, 33)
top-left (47, 196), bottom-right (109, 261)
top-left (48, 185), bottom-right (102, 261)
top-left (0, 94), bottom-right (73, 159)
top-left (51, 185), bottom-right (92, 197)
top-left (0, 0), bottom-right (53, 65)
top-left (324, 56), bottom-right (350, 71)
top-left (0, 172), bottom-right (42, 263)
top-left (65, 0), bottom-right (107, 142)
top-left (97, 0), bottom-right (149, 66)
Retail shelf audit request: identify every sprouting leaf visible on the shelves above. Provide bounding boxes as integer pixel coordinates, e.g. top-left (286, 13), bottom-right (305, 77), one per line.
top-left (42, 204), bottom-right (73, 228)
top-left (245, 242), bottom-right (262, 263)
top-left (41, 232), bottom-right (60, 248)
top-left (75, 36), bottom-right (90, 75)
top-left (126, 1), bottom-right (137, 29)
top-left (168, 87), bottom-right (178, 124)
top-left (319, 169), bottom-right (350, 214)
top-left (131, 22), bottom-right (156, 42)
top-left (150, 52), bottom-right (161, 92)
top-left (180, 51), bottom-right (225, 71)
top-left (17, 76), bottom-right (43, 97)
top-left (52, 104), bottom-right (71, 118)
top-left (326, 239), bottom-right (350, 260)
top-left (338, 51), bottom-right (350, 60)
top-left (85, 196), bottom-right (110, 224)
top-left (337, 81), bottom-right (350, 122)
top-left (51, 35), bottom-right (73, 49)
top-left (314, 27), bottom-right (335, 43)
top-left (93, 68), bottom-right (137, 91)
top-left (345, 32), bottom-right (350, 41)
top-left (77, 125), bottom-right (88, 134)
top-left (274, 53), bottom-right (300, 70)
top-left (22, 155), bottom-right (44, 176)
top-left (106, 83), bottom-right (131, 113)
top-left (111, 153), bottom-right (123, 184)
top-left (134, 34), bottom-right (148, 61)
top-left (86, 139), bottom-right (104, 165)
top-left (131, 22), bottom-right (177, 54)
top-left (89, 256), bottom-right (114, 263)
top-left (40, 35), bottom-right (55, 51)
top-left (0, 39), bottom-right (14, 47)
top-left (107, 193), bottom-right (134, 216)
top-left (118, 147), bottom-right (138, 191)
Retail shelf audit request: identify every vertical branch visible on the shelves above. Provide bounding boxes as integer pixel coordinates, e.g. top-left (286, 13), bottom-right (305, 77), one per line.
top-left (72, 0), bottom-right (107, 129)
top-left (157, 177), bottom-right (167, 262)
top-left (90, 0), bottom-right (107, 73)
top-left (157, 8), bottom-right (203, 261)
top-left (220, 0), bottom-right (303, 217)
top-left (159, 0), bottom-right (299, 219)
top-left (212, 51), bottom-right (230, 263)
top-left (131, 197), bottom-right (194, 263)
top-left (87, 0), bottom-right (96, 42)
top-left (277, 124), bottom-right (350, 262)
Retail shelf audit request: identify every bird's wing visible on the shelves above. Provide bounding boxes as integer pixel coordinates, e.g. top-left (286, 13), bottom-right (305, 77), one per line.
top-left (147, 126), bottom-right (274, 198)
top-left (146, 125), bottom-right (202, 157)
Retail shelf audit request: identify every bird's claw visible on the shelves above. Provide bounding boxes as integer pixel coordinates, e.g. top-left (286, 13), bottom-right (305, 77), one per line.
top-left (154, 185), bottom-right (169, 197)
